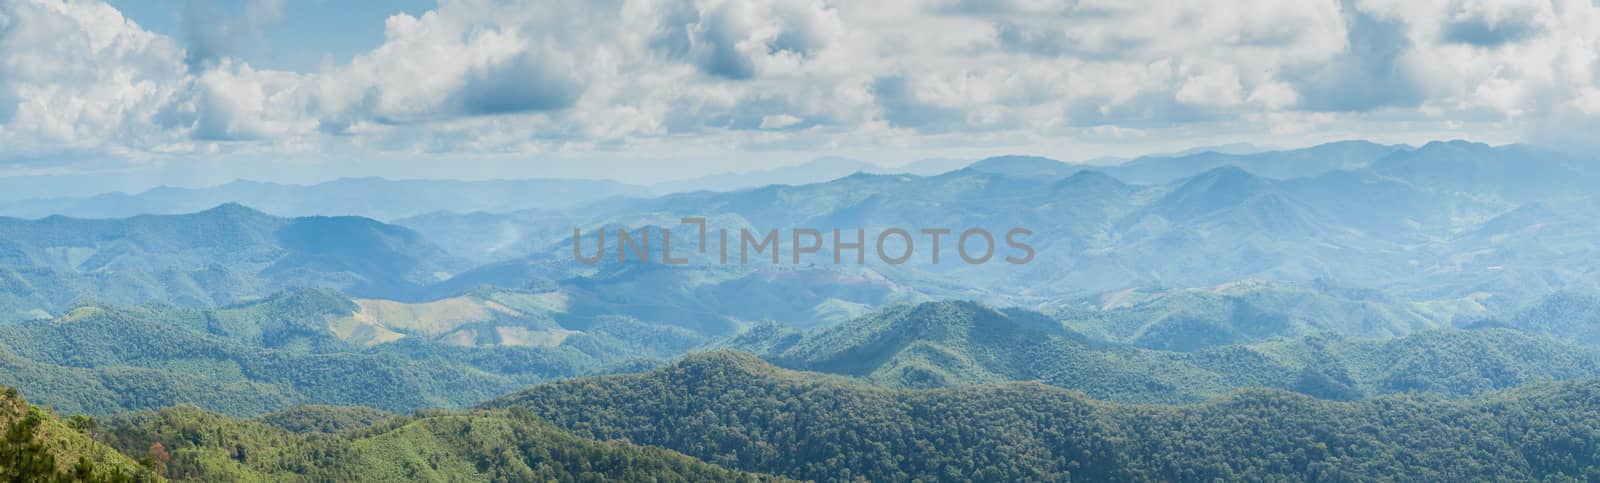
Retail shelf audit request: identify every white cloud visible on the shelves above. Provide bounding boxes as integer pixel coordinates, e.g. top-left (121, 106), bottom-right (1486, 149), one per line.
top-left (1176, 67), bottom-right (1246, 108)
top-left (759, 113), bottom-right (802, 129)
top-left (1, 0), bottom-right (1598, 178)
top-left (0, 0), bottom-right (185, 148)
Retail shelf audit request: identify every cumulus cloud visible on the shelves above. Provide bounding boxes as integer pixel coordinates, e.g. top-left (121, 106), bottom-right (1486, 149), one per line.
top-left (1441, 0), bottom-right (1544, 47)
top-left (0, 0), bottom-right (186, 149)
top-left (1, 0), bottom-right (1599, 174)
top-left (643, 0), bottom-right (844, 79)
top-left (1286, 2), bottom-right (1426, 112)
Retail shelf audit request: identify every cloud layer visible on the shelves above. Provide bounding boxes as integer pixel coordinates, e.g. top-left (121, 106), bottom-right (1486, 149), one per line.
top-left (1, 0), bottom-right (1598, 177)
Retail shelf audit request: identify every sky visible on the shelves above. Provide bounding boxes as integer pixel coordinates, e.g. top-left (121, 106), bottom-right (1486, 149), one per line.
top-left (1, 0), bottom-right (1598, 191)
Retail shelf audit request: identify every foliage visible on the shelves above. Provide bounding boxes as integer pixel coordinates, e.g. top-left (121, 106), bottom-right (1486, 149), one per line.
top-left (95, 403), bottom-right (782, 482)
top-left (493, 351), bottom-right (1600, 482)
top-left (0, 386), bottom-right (151, 482)
top-left (728, 300), bottom-right (1600, 403)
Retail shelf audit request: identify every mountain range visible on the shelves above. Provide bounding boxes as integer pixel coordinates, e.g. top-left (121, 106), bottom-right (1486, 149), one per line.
top-left (7, 138), bottom-right (1600, 480)
top-left (0, 177), bottom-right (651, 221)
top-left (0, 204), bottom-right (456, 321)
top-left (491, 351), bottom-right (1600, 481)
top-left (726, 300), bottom-right (1600, 402)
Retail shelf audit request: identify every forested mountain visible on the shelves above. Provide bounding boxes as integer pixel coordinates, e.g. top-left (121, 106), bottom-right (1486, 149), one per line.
top-left (0, 384), bottom-right (780, 482)
top-left (0, 290), bottom-right (704, 416)
top-left (0, 204), bottom-right (457, 322)
top-left (89, 404), bottom-right (784, 482)
top-left (1, 387), bottom-right (152, 482)
top-left (726, 301), bottom-right (1600, 402)
top-left (4, 138), bottom-right (1600, 481)
top-left (491, 351), bottom-right (1600, 482)
top-left (1052, 280), bottom-right (1487, 350)
top-left (1465, 291), bottom-right (1600, 345)
top-left (0, 177), bottom-right (651, 221)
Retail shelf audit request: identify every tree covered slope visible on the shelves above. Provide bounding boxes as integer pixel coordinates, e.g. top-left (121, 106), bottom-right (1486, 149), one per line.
top-left (95, 403), bottom-right (783, 482)
top-left (491, 351), bottom-right (1600, 482)
top-left (1, 386), bottom-right (153, 482)
top-left (727, 300), bottom-right (1600, 403)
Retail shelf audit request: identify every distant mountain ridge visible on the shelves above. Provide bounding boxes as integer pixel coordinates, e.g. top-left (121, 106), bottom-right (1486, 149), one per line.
top-left (652, 156), bottom-right (973, 193)
top-left (0, 177), bottom-right (652, 221)
top-left (0, 204), bottom-right (456, 321)
top-left (5, 137), bottom-right (1596, 328)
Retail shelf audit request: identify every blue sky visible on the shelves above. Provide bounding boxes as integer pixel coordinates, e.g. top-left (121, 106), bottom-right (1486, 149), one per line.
top-left (105, 0), bottom-right (437, 73)
top-left (1, 0), bottom-right (1598, 190)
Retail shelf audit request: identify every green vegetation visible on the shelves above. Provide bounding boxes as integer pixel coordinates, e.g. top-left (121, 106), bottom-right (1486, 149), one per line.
top-left (729, 300), bottom-right (1600, 403)
top-left (1, 386), bottom-right (151, 482)
top-left (1468, 292), bottom-right (1600, 345)
top-left (256, 405), bottom-right (393, 434)
top-left (5, 141), bottom-right (1600, 481)
top-left (493, 351), bottom-right (1600, 482)
top-left (0, 302), bottom-right (522, 416)
top-left (1051, 280), bottom-right (1488, 351)
top-left (0, 290), bottom-right (709, 417)
top-left (95, 403), bottom-right (782, 482)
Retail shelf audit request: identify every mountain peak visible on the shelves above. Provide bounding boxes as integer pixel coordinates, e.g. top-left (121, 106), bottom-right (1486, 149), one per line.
top-left (1054, 169), bottom-right (1132, 192)
top-left (1155, 166), bottom-right (1275, 219)
top-left (1418, 139), bottom-right (1491, 151)
top-left (193, 202), bottom-right (276, 220)
top-left (1172, 165), bottom-right (1271, 195)
top-left (669, 350), bottom-right (786, 379)
top-left (967, 155), bottom-right (1076, 177)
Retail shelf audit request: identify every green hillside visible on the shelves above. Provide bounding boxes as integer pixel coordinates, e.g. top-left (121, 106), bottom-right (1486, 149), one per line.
top-left (0, 288), bottom-right (724, 417)
top-left (0, 386), bottom-right (152, 482)
top-left (727, 301), bottom-right (1600, 403)
top-left (1467, 292), bottom-right (1600, 345)
top-left (491, 351), bottom-right (1600, 482)
top-left (96, 404), bottom-right (783, 482)
top-left (0, 303), bottom-right (523, 416)
top-left (1053, 280), bottom-right (1487, 351)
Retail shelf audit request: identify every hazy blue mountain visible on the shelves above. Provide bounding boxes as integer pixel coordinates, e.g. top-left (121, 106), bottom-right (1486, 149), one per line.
top-left (652, 156), bottom-right (979, 195)
top-left (894, 157), bottom-right (972, 175)
top-left (1412, 196), bottom-right (1600, 303)
top-left (1370, 141), bottom-right (1599, 202)
top-left (0, 177), bottom-right (651, 221)
top-left (1465, 292), bottom-right (1600, 345)
top-left (395, 208), bottom-right (587, 264)
top-left (5, 139), bottom-right (1599, 362)
top-left (0, 204), bottom-right (456, 321)
top-left (1159, 141), bottom-right (1276, 156)
top-left (965, 154), bottom-right (1079, 177)
top-left (652, 157), bottom-right (883, 193)
top-left (1055, 280), bottom-right (1487, 349)
top-left (391, 147), bottom-right (1600, 310)
top-left (1105, 140), bottom-right (1407, 184)
top-left (1279, 169), bottom-right (1508, 238)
